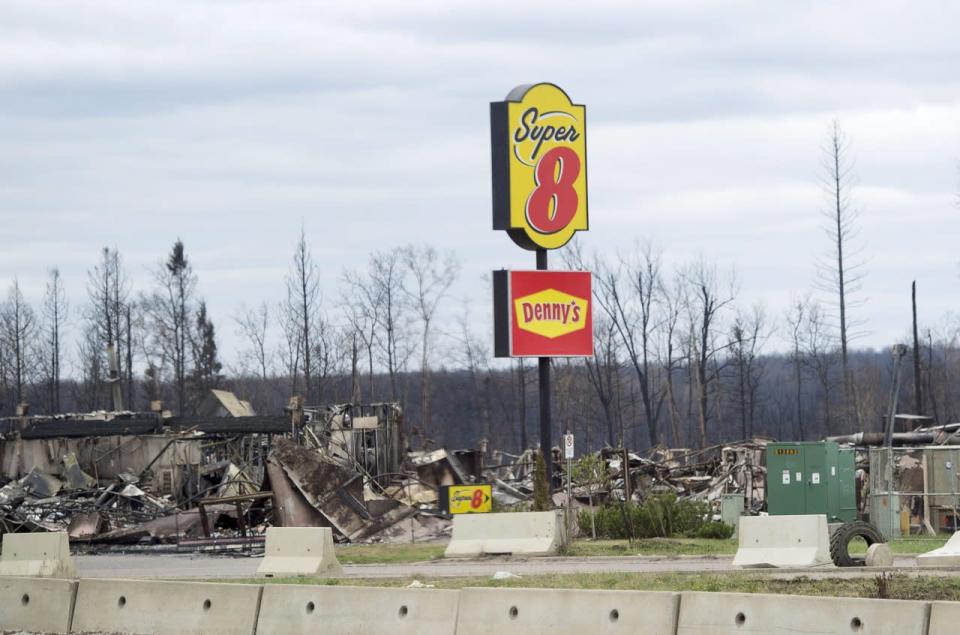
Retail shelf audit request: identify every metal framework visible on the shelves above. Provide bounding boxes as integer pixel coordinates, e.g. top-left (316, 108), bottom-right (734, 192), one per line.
top-left (868, 446), bottom-right (960, 538)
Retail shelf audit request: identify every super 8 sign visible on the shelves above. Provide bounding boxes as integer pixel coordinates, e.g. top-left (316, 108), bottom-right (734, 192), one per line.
top-left (493, 270), bottom-right (593, 357)
top-left (444, 485), bottom-right (492, 514)
top-left (491, 83), bottom-right (588, 250)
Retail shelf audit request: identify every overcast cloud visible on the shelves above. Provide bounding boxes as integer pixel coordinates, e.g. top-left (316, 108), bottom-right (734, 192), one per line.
top-left (1, 0), bottom-right (958, 369)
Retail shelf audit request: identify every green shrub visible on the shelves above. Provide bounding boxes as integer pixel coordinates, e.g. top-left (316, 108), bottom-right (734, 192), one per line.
top-left (689, 520), bottom-right (735, 539)
top-left (576, 494), bottom-right (713, 540)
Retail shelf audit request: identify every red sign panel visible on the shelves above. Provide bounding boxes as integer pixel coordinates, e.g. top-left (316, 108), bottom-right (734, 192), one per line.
top-left (493, 270), bottom-right (593, 357)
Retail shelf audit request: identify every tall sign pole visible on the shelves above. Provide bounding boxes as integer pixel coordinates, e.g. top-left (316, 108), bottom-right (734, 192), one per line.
top-left (537, 248), bottom-right (551, 484)
top-left (490, 83), bottom-right (591, 488)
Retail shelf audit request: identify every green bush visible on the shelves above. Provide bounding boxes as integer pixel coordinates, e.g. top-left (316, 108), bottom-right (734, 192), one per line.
top-left (689, 520), bottom-right (735, 539)
top-left (576, 494), bottom-right (713, 540)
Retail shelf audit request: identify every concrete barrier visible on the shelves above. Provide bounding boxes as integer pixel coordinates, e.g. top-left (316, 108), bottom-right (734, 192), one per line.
top-left (256, 584), bottom-right (460, 635)
top-left (928, 600), bottom-right (960, 634)
top-left (732, 514), bottom-right (834, 568)
top-left (677, 591), bottom-right (929, 634)
top-left (456, 587), bottom-right (679, 635)
top-left (917, 531), bottom-right (960, 566)
top-left (71, 579), bottom-right (263, 635)
top-left (256, 526), bottom-right (342, 577)
top-left (0, 531), bottom-right (77, 578)
top-left (0, 576), bottom-right (76, 634)
top-left (866, 542), bottom-right (894, 567)
top-left (445, 510), bottom-right (567, 557)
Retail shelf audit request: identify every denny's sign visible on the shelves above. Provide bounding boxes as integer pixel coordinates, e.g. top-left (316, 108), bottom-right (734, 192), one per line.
top-left (494, 270), bottom-right (592, 357)
top-left (491, 83), bottom-right (588, 250)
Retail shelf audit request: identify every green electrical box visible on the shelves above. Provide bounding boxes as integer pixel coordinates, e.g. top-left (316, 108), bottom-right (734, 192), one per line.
top-left (766, 441), bottom-right (856, 523)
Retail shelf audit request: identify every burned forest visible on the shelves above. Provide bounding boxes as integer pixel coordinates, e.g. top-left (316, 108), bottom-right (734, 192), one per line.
top-left (1, 236), bottom-right (956, 453)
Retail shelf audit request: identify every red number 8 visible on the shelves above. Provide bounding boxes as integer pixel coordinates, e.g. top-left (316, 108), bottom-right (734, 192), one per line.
top-left (471, 489), bottom-right (484, 508)
top-left (525, 146), bottom-right (581, 234)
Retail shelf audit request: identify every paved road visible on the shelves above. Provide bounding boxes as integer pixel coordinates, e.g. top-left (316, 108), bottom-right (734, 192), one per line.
top-left (73, 552), bottom-right (933, 580)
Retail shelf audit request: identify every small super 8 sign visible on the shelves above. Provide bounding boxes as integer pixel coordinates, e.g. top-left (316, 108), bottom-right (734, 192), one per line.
top-left (444, 485), bottom-right (492, 514)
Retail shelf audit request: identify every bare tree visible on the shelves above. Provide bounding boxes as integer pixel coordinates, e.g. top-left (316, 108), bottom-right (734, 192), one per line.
top-left (728, 305), bottom-right (770, 440)
top-left (660, 273), bottom-right (686, 447)
top-left (324, 324), bottom-right (359, 405)
top-left (817, 120), bottom-right (866, 431)
top-left (347, 329), bottom-right (361, 403)
top-left (0, 315), bottom-right (7, 413)
top-left (684, 259), bottom-right (736, 448)
top-left (802, 301), bottom-right (840, 435)
top-left (42, 268), bottom-right (68, 413)
top-left (584, 316), bottom-right (621, 447)
top-left (342, 267), bottom-right (383, 401)
top-left (455, 305), bottom-right (492, 450)
top-left (785, 296), bottom-right (811, 440)
top-left (124, 302), bottom-right (137, 409)
top-left (144, 239), bottom-right (197, 414)
top-left (926, 323), bottom-right (960, 424)
top-left (565, 240), bottom-right (663, 448)
top-left (73, 322), bottom-right (104, 412)
top-left (284, 227), bottom-right (321, 402)
top-left (190, 301), bottom-right (222, 400)
top-left (352, 248), bottom-right (410, 402)
top-left (911, 280), bottom-right (922, 415)
top-left (235, 302), bottom-right (272, 380)
top-left (277, 298), bottom-right (302, 398)
top-left (311, 315), bottom-right (336, 403)
top-left (401, 244), bottom-right (459, 439)
top-left (553, 357), bottom-right (586, 450)
top-left (87, 247), bottom-right (131, 409)
top-left (1, 280), bottom-right (38, 407)
top-left (511, 357), bottom-right (531, 450)
top-left (592, 246), bottom-right (665, 448)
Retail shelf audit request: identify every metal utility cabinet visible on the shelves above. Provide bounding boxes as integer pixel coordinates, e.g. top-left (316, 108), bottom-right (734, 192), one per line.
top-left (766, 441), bottom-right (856, 523)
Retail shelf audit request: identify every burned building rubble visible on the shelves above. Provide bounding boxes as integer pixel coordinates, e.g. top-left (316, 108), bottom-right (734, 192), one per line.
top-left (483, 440), bottom-right (770, 521)
top-left (0, 395), bottom-right (460, 550)
top-left (0, 386), bottom-right (791, 549)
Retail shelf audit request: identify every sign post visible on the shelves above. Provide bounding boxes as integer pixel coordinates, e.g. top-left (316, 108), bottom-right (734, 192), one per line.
top-left (537, 250), bottom-right (551, 487)
top-left (490, 83), bottom-right (590, 488)
top-left (564, 431), bottom-right (574, 532)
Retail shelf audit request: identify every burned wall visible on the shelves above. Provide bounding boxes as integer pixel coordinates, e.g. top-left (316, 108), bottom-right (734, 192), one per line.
top-left (1, 436), bottom-right (202, 482)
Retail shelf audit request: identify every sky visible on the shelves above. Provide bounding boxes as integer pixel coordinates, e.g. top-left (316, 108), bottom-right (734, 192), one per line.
top-left (1, 0), bottom-right (958, 371)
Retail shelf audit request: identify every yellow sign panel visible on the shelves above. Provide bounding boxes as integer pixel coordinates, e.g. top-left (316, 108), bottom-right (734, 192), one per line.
top-left (447, 485), bottom-right (492, 514)
top-left (491, 83), bottom-right (588, 250)
top-left (774, 448), bottom-right (800, 456)
top-left (514, 288), bottom-right (589, 339)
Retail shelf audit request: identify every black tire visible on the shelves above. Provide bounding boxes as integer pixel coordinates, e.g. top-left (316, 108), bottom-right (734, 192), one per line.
top-left (830, 521), bottom-right (886, 567)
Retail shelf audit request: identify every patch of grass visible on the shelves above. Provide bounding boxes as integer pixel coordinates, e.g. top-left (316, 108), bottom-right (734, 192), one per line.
top-left (282, 533), bottom-right (949, 567)
top-left (334, 543), bottom-right (445, 565)
top-left (872, 537), bottom-right (950, 555)
top-left (243, 571), bottom-right (960, 601)
top-left (567, 538), bottom-right (738, 557)
top-left (842, 536), bottom-right (949, 555)
top-left (569, 535), bottom-right (950, 558)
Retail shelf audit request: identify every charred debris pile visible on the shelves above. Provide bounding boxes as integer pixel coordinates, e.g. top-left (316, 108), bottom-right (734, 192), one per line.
top-left (0, 393), bottom-right (479, 552)
top-left (0, 390), bottom-right (773, 552)
top-left (487, 440), bottom-right (768, 515)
